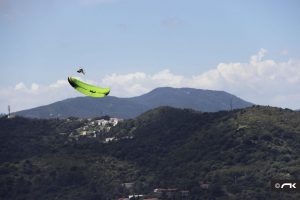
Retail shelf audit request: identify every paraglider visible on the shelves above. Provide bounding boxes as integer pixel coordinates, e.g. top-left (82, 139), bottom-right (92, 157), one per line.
top-left (68, 68), bottom-right (110, 98)
top-left (77, 68), bottom-right (85, 75)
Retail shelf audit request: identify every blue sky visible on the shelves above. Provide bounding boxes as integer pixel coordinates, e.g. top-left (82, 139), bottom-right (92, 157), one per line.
top-left (1, 0), bottom-right (300, 112)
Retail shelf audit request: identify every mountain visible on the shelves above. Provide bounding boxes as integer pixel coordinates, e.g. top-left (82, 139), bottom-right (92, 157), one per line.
top-left (15, 87), bottom-right (253, 119)
top-left (15, 96), bottom-right (149, 119)
top-left (131, 87), bottom-right (251, 111)
top-left (1, 106), bottom-right (300, 199)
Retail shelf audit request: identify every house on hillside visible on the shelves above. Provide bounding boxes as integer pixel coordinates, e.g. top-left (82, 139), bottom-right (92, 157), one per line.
top-left (154, 188), bottom-right (178, 199)
top-left (122, 182), bottom-right (134, 189)
top-left (129, 194), bottom-right (144, 199)
top-left (153, 188), bottom-right (190, 199)
top-left (80, 131), bottom-right (87, 136)
top-left (7, 114), bottom-right (15, 119)
top-left (104, 137), bottom-right (116, 143)
top-left (199, 181), bottom-right (210, 189)
top-left (110, 117), bottom-right (122, 126)
top-left (97, 119), bottom-right (109, 126)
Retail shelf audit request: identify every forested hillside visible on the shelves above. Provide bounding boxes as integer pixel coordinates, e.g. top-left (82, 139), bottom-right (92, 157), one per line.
top-left (1, 106), bottom-right (300, 199)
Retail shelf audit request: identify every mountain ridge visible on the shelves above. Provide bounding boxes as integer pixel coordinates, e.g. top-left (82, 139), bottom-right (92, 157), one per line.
top-left (15, 87), bottom-right (253, 119)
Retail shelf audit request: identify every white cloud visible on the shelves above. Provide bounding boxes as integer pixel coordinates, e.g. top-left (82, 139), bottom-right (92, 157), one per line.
top-left (31, 83), bottom-right (39, 92)
top-left (152, 69), bottom-right (184, 86)
top-left (14, 82), bottom-right (40, 93)
top-left (250, 48), bottom-right (267, 64)
top-left (49, 80), bottom-right (68, 88)
top-left (102, 49), bottom-right (300, 109)
top-left (187, 50), bottom-right (300, 109)
top-left (101, 72), bottom-right (148, 96)
top-left (0, 80), bottom-right (78, 113)
top-left (1, 49), bottom-right (299, 113)
top-left (15, 82), bottom-right (26, 90)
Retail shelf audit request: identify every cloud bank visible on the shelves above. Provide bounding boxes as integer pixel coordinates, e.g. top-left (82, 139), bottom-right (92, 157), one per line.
top-left (0, 80), bottom-right (78, 113)
top-left (102, 49), bottom-right (300, 109)
top-left (1, 49), bottom-right (299, 113)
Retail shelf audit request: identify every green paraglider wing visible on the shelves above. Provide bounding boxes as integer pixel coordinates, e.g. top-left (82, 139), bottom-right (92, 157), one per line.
top-left (68, 77), bottom-right (110, 98)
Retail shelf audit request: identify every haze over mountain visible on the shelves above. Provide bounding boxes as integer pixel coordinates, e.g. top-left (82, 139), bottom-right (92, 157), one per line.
top-left (15, 87), bottom-right (253, 119)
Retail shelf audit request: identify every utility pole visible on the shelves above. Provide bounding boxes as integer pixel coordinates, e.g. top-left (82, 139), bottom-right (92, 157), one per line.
top-left (8, 105), bottom-right (10, 118)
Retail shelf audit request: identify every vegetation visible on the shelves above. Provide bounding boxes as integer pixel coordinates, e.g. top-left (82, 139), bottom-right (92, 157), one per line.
top-left (1, 106), bottom-right (300, 199)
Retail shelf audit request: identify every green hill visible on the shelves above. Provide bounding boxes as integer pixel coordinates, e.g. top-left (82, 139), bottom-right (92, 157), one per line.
top-left (1, 106), bottom-right (300, 199)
